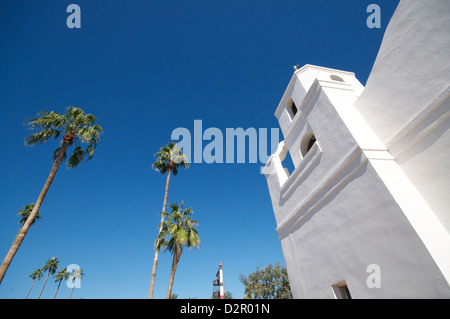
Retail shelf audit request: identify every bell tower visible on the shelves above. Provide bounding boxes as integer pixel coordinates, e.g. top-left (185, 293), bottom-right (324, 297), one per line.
top-left (263, 64), bottom-right (450, 298)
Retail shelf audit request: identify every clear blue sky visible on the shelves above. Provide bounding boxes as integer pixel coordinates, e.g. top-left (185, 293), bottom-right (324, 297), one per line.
top-left (0, 0), bottom-right (399, 299)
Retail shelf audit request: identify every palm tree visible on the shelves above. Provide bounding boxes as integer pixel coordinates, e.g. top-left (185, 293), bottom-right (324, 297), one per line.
top-left (38, 257), bottom-right (59, 299)
top-left (0, 107), bottom-right (103, 284)
top-left (69, 268), bottom-right (84, 299)
top-left (148, 142), bottom-right (189, 299)
top-left (26, 268), bottom-right (43, 299)
top-left (18, 203), bottom-right (41, 227)
top-left (53, 268), bottom-right (70, 299)
top-left (156, 202), bottom-right (200, 299)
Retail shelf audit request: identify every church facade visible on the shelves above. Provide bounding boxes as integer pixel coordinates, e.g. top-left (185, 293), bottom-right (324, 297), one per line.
top-left (263, 0), bottom-right (450, 298)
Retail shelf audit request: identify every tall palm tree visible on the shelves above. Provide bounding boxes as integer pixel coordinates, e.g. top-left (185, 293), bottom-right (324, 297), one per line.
top-left (148, 142), bottom-right (188, 299)
top-left (53, 268), bottom-right (70, 299)
top-left (156, 202), bottom-right (200, 299)
top-left (0, 107), bottom-right (103, 284)
top-left (26, 268), bottom-right (43, 299)
top-left (69, 268), bottom-right (84, 299)
top-left (38, 257), bottom-right (59, 299)
top-left (18, 203), bottom-right (41, 228)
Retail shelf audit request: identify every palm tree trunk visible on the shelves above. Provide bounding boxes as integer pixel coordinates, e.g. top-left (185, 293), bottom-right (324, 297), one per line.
top-left (26, 279), bottom-right (35, 299)
top-left (166, 245), bottom-right (180, 299)
top-left (53, 279), bottom-right (62, 299)
top-left (0, 141), bottom-right (69, 284)
top-left (148, 167), bottom-right (172, 299)
top-left (38, 268), bottom-right (51, 299)
top-left (69, 285), bottom-right (75, 299)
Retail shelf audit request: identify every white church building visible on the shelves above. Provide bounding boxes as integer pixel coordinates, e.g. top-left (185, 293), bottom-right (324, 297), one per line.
top-left (263, 0), bottom-right (450, 298)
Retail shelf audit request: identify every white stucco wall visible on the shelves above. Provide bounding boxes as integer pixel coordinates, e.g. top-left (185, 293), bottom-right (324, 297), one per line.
top-left (264, 0), bottom-right (450, 298)
top-left (264, 63), bottom-right (450, 298)
top-left (355, 0), bottom-right (450, 232)
top-left (281, 158), bottom-right (450, 298)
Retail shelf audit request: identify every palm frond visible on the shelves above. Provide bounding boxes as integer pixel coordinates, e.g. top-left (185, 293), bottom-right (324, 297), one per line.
top-left (187, 228), bottom-right (200, 248)
top-left (29, 268), bottom-right (43, 280)
top-left (25, 107), bottom-right (103, 167)
top-left (26, 111), bottom-right (67, 131)
top-left (65, 106), bottom-right (85, 123)
top-left (52, 146), bottom-right (67, 161)
top-left (152, 141), bottom-right (189, 175)
top-left (42, 257), bottom-right (59, 274)
top-left (54, 268), bottom-right (70, 281)
top-left (85, 144), bottom-right (95, 161)
top-left (155, 202), bottom-right (200, 256)
top-left (77, 124), bottom-right (103, 145)
top-left (152, 159), bottom-right (168, 174)
top-left (25, 129), bottom-right (61, 146)
top-left (18, 203), bottom-right (41, 226)
top-left (67, 146), bottom-right (85, 168)
top-left (169, 203), bottom-right (179, 212)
